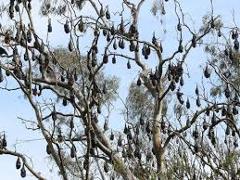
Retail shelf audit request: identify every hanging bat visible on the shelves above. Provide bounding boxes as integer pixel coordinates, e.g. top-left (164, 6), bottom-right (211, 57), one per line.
top-left (0, 47), bottom-right (8, 56)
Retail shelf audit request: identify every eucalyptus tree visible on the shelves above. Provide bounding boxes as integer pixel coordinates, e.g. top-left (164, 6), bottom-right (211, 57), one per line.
top-left (0, 0), bottom-right (239, 180)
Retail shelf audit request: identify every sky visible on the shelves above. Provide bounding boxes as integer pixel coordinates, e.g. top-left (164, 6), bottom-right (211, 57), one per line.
top-left (0, 0), bottom-right (240, 179)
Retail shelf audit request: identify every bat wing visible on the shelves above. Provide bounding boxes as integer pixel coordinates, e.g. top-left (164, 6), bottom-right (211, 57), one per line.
top-left (0, 47), bottom-right (8, 56)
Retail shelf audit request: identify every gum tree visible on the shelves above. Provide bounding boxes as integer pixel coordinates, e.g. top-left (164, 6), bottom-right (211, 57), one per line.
top-left (0, 0), bottom-right (239, 179)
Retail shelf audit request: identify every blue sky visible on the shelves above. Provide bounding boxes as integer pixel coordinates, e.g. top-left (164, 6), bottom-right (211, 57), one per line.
top-left (0, 0), bottom-right (240, 179)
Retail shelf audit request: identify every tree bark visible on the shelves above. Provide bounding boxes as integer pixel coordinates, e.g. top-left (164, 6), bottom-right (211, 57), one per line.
top-left (153, 95), bottom-right (165, 178)
top-left (112, 157), bottom-right (137, 180)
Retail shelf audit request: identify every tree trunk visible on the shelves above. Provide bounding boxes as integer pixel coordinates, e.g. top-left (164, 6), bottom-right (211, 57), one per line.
top-left (153, 96), bottom-right (165, 178)
top-left (112, 157), bottom-right (137, 180)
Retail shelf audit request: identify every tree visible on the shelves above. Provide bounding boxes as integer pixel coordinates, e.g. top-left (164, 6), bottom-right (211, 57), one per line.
top-left (0, 0), bottom-right (239, 179)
